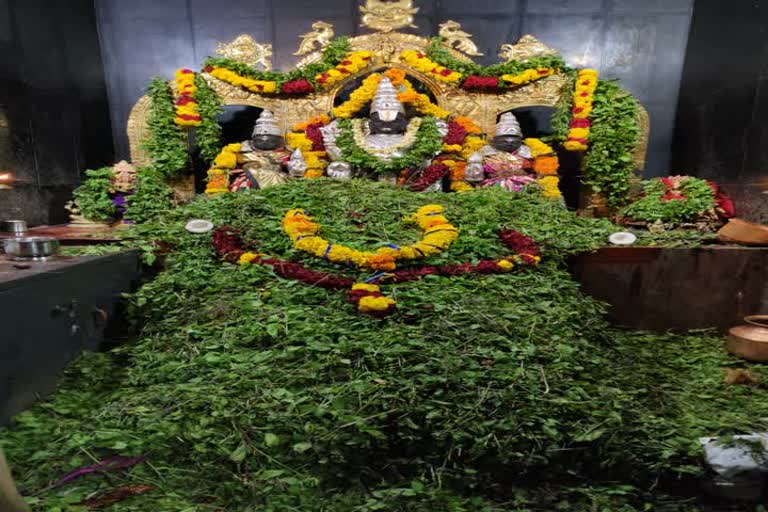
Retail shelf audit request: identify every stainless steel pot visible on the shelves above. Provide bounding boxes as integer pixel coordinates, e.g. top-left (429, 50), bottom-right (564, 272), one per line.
top-left (2, 236), bottom-right (60, 260)
top-left (0, 220), bottom-right (28, 235)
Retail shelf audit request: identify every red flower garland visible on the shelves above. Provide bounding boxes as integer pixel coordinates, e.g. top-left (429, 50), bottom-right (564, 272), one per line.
top-left (408, 162), bottom-right (449, 192)
top-left (443, 120), bottom-right (468, 146)
top-left (498, 229), bottom-right (541, 258)
top-left (461, 76), bottom-right (500, 91)
top-left (280, 79), bottom-right (315, 95)
top-left (304, 122), bottom-right (326, 151)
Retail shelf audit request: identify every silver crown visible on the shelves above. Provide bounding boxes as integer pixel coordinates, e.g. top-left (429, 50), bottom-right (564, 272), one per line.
top-left (252, 110), bottom-right (282, 137)
top-left (371, 77), bottom-right (405, 115)
top-left (495, 112), bottom-right (522, 137)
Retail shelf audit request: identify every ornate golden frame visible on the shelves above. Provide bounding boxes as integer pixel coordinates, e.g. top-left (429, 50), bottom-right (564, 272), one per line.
top-left (126, 29), bottom-right (650, 171)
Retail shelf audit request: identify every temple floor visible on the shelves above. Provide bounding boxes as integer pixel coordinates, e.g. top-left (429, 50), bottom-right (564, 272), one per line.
top-left (1, 180), bottom-right (765, 511)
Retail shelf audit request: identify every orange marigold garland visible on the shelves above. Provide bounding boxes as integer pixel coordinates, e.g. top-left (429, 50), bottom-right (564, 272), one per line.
top-left (564, 69), bottom-right (598, 152)
top-left (174, 69), bottom-right (201, 127)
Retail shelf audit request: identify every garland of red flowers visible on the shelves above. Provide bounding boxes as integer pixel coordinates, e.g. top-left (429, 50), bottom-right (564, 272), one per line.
top-left (280, 79), bottom-right (315, 95)
top-left (443, 120), bottom-right (467, 146)
top-left (408, 162), bottom-right (449, 192)
top-left (461, 76), bottom-right (500, 91)
top-left (211, 225), bottom-right (542, 318)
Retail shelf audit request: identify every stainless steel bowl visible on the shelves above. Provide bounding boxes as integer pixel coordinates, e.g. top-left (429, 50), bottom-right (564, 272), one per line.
top-left (3, 236), bottom-right (60, 260)
top-left (1, 220), bottom-right (28, 235)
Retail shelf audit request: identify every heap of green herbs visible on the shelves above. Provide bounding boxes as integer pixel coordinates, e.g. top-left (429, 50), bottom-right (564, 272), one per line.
top-left (2, 180), bottom-right (766, 511)
top-left (622, 176), bottom-right (716, 224)
top-left (203, 37), bottom-right (352, 88)
top-left (335, 117), bottom-right (443, 175)
top-left (71, 167), bottom-right (117, 221)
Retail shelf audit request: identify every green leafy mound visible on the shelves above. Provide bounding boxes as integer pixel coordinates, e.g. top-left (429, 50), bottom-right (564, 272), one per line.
top-left (623, 177), bottom-right (716, 224)
top-left (3, 180), bottom-right (766, 511)
top-left (71, 167), bottom-right (117, 221)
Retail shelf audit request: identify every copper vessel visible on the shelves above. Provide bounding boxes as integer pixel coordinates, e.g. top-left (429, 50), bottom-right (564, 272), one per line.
top-left (727, 316), bottom-right (768, 362)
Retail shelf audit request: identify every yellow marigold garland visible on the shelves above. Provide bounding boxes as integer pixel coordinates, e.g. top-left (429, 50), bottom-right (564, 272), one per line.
top-left (564, 69), bottom-right (598, 152)
top-left (400, 50), bottom-right (462, 83)
top-left (282, 204), bottom-right (458, 271)
top-left (501, 68), bottom-right (557, 87)
top-left (315, 51), bottom-right (375, 88)
top-left (174, 69), bottom-right (201, 127)
top-left (207, 67), bottom-right (277, 94)
top-left (205, 143), bottom-right (241, 195)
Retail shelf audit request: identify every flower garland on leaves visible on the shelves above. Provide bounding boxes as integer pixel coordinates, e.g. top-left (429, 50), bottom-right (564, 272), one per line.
top-left (348, 284), bottom-right (396, 317)
top-left (288, 115), bottom-right (332, 178)
top-left (212, 225), bottom-right (541, 318)
top-left (201, 37), bottom-right (352, 95)
top-left (333, 74), bottom-right (383, 118)
top-left (424, 37), bottom-right (568, 87)
top-left (621, 176), bottom-right (722, 224)
top-left (206, 66), bottom-right (278, 94)
top-left (564, 69), bottom-right (598, 152)
top-left (174, 69), bottom-right (201, 126)
top-left (502, 68), bottom-right (557, 87)
top-left (315, 51), bottom-right (375, 88)
top-left (205, 143), bottom-right (241, 195)
top-left (335, 116), bottom-right (443, 174)
top-left (282, 204), bottom-right (458, 271)
top-left (400, 50), bottom-right (462, 83)
top-left (524, 137), bottom-right (561, 199)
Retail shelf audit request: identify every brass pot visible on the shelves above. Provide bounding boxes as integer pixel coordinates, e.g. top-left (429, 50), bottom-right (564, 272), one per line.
top-left (727, 316), bottom-right (768, 362)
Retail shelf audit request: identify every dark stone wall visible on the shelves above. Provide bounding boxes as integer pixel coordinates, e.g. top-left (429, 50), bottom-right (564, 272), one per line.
top-left (672, 0), bottom-right (768, 223)
top-left (95, 0), bottom-right (693, 178)
top-left (0, 0), bottom-right (113, 226)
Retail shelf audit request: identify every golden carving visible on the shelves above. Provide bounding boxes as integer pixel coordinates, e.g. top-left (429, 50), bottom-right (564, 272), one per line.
top-left (438, 21), bottom-right (483, 57)
top-left (216, 34), bottom-right (273, 70)
top-left (634, 104), bottom-right (650, 172)
top-left (127, 94), bottom-right (152, 167)
top-left (360, 0), bottom-right (418, 32)
top-left (295, 21), bottom-right (335, 56)
top-left (499, 34), bottom-right (557, 63)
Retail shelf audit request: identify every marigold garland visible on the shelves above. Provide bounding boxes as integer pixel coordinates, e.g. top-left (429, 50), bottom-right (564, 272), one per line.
top-left (283, 204), bottom-right (458, 271)
top-left (205, 143), bottom-right (241, 195)
top-left (174, 69), bottom-right (201, 127)
top-left (315, 51), bottom-right (375, 88)
top-left (400, 50), bottom-right (462, 83)
top-left (206, 66), bottom-right (278, 94)
top-left (501, 68), bottom-right (557, 87)
top-left (523, 137), bottom-right (561, 198)
top-left (213, 225), bottom-right (541, 318)
top-left (564, 69), bottom-right (598, 152)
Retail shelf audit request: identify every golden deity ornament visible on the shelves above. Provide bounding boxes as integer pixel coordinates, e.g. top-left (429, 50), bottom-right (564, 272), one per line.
top-left (498, 34), bottom-right (557, 63)
top-left (438, 21), bottom-right (483, 56)
top-left (360, 0), bottom-right (418, 32)
top-left (216, 34), bottom-right (272, 70)
top-left (294, 21), bottom-right (335, 56)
